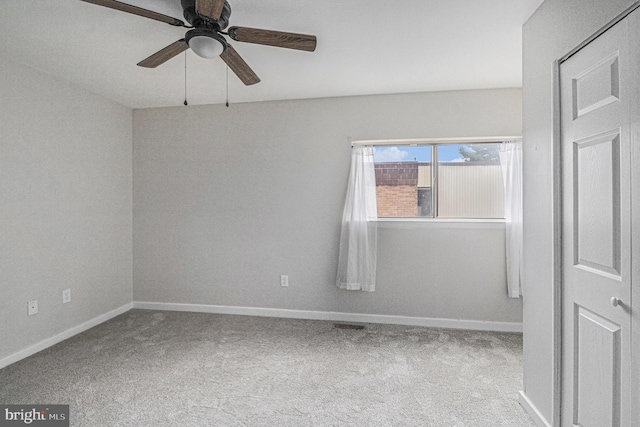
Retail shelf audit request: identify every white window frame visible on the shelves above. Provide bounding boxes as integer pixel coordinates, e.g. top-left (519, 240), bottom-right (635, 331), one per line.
top-left (352, 136), bottom-right (522, 223)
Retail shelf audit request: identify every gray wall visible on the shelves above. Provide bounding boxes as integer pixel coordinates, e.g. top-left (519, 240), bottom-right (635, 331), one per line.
top-left (133, 88), bottom-right (523, 323)
top-left (0, 60), bottom-right (133, 361)
top-left (522, 0), bottom-right (635, 423)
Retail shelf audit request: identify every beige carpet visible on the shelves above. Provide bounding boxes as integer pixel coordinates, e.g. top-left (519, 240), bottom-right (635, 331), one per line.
top-left (0, 310), bottom-right (534, 426)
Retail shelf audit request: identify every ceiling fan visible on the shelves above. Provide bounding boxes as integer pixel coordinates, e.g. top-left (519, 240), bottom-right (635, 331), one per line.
top-left (80, 0), bottom-right (317, 85)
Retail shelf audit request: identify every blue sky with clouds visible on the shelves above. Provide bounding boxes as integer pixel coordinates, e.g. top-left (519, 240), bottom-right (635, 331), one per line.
top-left (373, 145), bottom-right (466, 162)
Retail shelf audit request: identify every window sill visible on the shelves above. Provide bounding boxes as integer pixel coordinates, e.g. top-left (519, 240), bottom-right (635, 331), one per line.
top-left (375, 218), bottom-right (505, 229)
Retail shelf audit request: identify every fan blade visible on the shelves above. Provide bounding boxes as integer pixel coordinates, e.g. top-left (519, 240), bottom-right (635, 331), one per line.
top-left (228, 26), bottom-right (316, 52)
top-left (196, 0), bottom-right (225, 21)
top-left (138, 40), bottom-right (189, 68)
top-left (79, 0), bottom-right (186, 26)
top-left (220, 45), bottom-right (260, 86)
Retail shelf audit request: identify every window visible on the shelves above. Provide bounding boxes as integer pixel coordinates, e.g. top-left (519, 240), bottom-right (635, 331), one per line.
top-left (373, 143), bottom-right (504, 219)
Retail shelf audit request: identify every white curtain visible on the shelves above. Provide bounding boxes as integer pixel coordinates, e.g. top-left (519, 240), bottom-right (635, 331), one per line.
top-left (336, 146), bottom-right (378, 292)
top-left (499, 140), bottom-right (523, 298)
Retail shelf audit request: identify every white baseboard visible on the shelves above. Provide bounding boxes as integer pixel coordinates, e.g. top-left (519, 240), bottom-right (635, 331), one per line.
top-left (0, 302), bottom-right (133, 370)
top-left (133, 301), bottom-right (523, 333)
top-left (0, 301), bottom-right (521, 371)
top-left (518, 391), bottom-right (552, 427)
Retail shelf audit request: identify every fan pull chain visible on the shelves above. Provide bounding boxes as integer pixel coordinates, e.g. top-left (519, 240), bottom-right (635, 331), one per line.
top-left (183, 51), bottom-right (188, 106)
top-left (226, 66), bottom-right (229, 108)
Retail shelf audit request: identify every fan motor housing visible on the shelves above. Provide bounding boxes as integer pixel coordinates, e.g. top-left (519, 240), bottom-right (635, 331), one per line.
top-left (181, 0), bottom-right (232, 30)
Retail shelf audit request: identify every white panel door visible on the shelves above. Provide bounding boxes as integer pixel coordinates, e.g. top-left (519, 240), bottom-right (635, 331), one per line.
top-left (560, 13), bottom-right (633, 427)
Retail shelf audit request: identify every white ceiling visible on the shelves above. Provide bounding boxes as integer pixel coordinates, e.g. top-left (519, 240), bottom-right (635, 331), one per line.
top-left (0, 0), bottom-right (543, 109)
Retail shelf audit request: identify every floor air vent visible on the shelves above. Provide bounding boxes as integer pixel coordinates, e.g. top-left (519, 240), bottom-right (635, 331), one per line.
top-left (333, 323), bottom-right (365, 330)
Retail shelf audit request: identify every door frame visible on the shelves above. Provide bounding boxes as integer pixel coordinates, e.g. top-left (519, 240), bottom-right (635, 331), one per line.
top-left (552, 3), bottom-right (640, 425)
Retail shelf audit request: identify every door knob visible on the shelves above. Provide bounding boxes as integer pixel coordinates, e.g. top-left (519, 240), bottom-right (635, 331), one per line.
top-left (611, 297), bottom-right (622, 307)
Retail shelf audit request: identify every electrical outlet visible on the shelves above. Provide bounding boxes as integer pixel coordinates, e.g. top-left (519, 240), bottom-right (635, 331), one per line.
top-left (28, 300), bottom-right (38, 316)
top-left (280, 275), bottom-right (289, 287)
top-left (63, 288), bottom-right (71, 304)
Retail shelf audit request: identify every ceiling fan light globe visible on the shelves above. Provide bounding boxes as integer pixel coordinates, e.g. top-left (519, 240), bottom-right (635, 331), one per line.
top-left (189, 35), bottom-right (224, 58)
